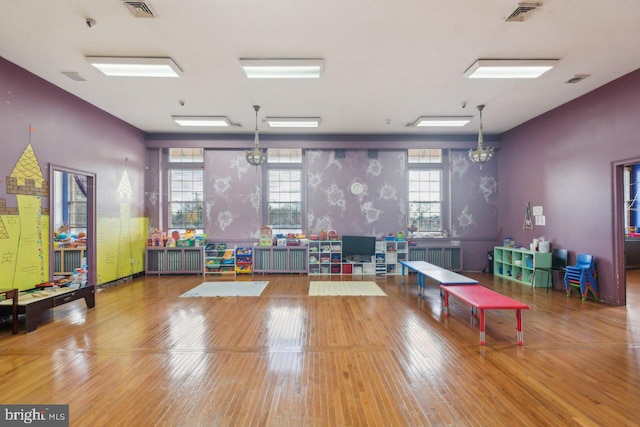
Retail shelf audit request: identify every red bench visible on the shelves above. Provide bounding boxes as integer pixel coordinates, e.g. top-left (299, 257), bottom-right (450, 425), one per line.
top-left (440, 284), bottom-right (530, 345)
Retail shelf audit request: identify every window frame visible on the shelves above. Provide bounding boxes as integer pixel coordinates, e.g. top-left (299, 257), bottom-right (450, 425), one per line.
top-left (163, 148), bottom-right (205, 232)
top-left (407, 149), bottom-right (450, 235)
top-left (264, 150), bottom-right (304, 235)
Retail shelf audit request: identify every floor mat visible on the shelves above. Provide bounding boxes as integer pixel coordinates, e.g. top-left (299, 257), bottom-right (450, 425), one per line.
top-left (309, 281), bottom-right (386, 296)
top-left (180, 281), bottom-right (269, 297)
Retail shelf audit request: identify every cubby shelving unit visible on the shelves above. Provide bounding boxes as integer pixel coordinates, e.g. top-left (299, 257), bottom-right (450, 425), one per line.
top-left (493, 246), bottom-right (551, 287)
top-left (308, 240), bottom-right (342, 275)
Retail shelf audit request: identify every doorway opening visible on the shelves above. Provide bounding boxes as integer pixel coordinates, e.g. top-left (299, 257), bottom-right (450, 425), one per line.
top-left (49, 165), bottom-right (96, 286)
top-left (613, 158), bottom-right (640, 305)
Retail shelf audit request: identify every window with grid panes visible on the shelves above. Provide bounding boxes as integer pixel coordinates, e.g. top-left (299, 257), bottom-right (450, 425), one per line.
top-left (408, 149), bottom-right (443, 232)
top-left (268, 169), bottom-right (302, 235)
top-left (168, 148), bottom-right (204, 229)
top-left (68, 174), bottom-right (87, 235)
top-left (169, 147), bottom-right (204, 163)
top-left (267, 148), bottom-right (302, 163)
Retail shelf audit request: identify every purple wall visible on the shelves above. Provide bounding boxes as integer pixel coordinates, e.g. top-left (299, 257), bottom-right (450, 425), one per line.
top-left (0, 57), bottom-right (147, 284)
top-left (499, 68), bottom-right (640, 305)
top-left (450, 149), bottom-right (499, 270)
top-left (204, 150), bottom-right (262, 240)
top-left (307, 150), bottom-right (407, 237)
top-left (0, 58), bottom-right (146, 218)
top-left (192, 148), bottom-right (498, 270)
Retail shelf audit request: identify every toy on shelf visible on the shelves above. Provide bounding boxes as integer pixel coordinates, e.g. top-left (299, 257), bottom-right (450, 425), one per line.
top-left (259, 226), bottom-right (273, 246)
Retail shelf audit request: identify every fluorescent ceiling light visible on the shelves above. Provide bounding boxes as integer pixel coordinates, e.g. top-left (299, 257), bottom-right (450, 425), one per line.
top-left (412, 117), bottom-right (473, 127)
top-left (86, 56), bottom-right (182, 77)
top-left (240, 59), bottom-right (324, 78)
top-left (172, 116), bottom-right (231, 127)
top-left (464, 59), bottom-right (558, 78)
top-left (266, 117), bottom-right (321, 128)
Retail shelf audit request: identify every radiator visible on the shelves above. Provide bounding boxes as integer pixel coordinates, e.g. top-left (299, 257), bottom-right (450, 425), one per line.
top-left (273, 250), bottom-right (287, 270)
top-left (255, 249), bottom-right (270, 270)
top-left (184, 249), bottom-right (202, 271)
top-left (409, 248), bottom-right (426, 261)
top-left (289, 249), bottom-right (307, 272)
top-left (428, 248), bottom-right (443, 266)
top-left (167, 250), bottom-right (182, 271)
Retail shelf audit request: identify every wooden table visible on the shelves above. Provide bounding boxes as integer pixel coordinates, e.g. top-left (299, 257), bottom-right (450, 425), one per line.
top-left (0, 285), bottom-right (95, 333)
top-left (0, 288), bottom-right (18, 334)
top-left (440, 284), bottom-right (530, 345)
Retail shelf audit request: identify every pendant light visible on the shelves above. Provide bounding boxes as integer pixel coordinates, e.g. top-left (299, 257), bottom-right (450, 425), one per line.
top-left (468, 104), bottom-right (494, 169)
top-left (245, 105), bottom-right (267, 166)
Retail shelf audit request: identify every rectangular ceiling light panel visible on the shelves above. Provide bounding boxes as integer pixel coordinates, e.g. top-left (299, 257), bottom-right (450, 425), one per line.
top-left (240, 59), bottom-right (324, 78)
top-left (266, 117), bottom-right (321, 128)
top-left (413, 117), bottom-right (472, 127)
top-left (464, 59), bottom-right (558, 78)
top-left (87, 56), bottom-right (182, 77)
top-left (172, 116), bottom-right (231, 127)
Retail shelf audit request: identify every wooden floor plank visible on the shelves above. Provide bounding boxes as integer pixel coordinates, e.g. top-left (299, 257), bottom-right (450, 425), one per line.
top-left (0, 271), bottom-right (639, 426)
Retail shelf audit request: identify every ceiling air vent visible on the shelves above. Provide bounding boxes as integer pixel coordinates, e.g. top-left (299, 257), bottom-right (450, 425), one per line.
top-left (122, 1), bottom-right (157, 18)
top-left (61, 71), bottom-right (86, 81)
top-left (505, 2), bottom-right (541, 22)
top-left (566, 74), bottom-right (590, 84)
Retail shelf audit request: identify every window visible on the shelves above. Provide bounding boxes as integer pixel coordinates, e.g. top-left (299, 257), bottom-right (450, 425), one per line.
top-left (168, 148), bottom-right (204, 230)
top-left (624, 165), bottom-right (638, 233)
top-left (169, 169), bottom-right (203, 229)
top-left (268, 169), bottom-right (302, 235)
top-left (267, 148), bottom-right (302, 163)
top-left (169, 148), bottom-right (204, 163)
top-left (68, 174), bottom-right (87, 235)
top-left (407, 149), bottom-right (443, 232)
top-left (408, 148), bottom-right (442, 164)
top-left (408, 170), bottom-right (442, 232)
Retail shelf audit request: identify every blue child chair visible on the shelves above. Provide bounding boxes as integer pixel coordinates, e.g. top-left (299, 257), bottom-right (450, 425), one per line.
top-left (564, 253), bottom-right (599, 301)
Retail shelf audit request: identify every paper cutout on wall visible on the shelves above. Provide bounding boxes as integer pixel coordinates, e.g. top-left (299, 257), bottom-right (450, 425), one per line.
top-left (4, 144), bottom-right (50, 288)
top-left (523, 201), bottom-right (534, 230)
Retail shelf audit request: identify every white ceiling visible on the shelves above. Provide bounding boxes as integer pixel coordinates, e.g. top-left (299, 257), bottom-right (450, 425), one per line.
top-left (2, 0), bottom-right (640, 136)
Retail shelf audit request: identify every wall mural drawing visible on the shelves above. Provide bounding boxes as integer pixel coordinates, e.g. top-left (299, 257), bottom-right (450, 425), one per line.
top-left (458, 205), bottom-right (475, 229)
top-left (218, 210), bottom-right (235, 231)
top-left (479, 175), bottom-right (498, 204)
top-left (3, 144), bottom-right (50, 289)
top-left (308, 172), bottom-right (323, 189)
top-left (230, 155), bottom-right (250, 178)
top-left (451, 152), bottom-right (471, 180)
top-left (205, 151), bottom-right (262, 239)
top-left (366, 158), bottom-right (383, 177)
top-left (116, 168), bottom-right (134, 279)
top-left (306, 149), bottom-right (408, 238)
top-left (213, 176), bottom-right (232, 195)
top-left (325, 182), bottom-right (346, 211)
top-left (378, 183), bottom-right (398, 201)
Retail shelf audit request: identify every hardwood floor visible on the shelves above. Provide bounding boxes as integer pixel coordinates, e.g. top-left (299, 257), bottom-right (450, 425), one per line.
top-left (1, 271), bottom-right (639, 426)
